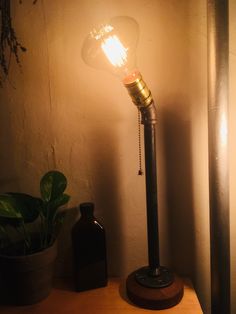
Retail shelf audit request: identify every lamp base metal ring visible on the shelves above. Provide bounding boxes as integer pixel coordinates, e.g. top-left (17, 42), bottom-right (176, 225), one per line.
top-left (135, 266), bottom-right (174, 288)
top-left (126, 267), bottom-right (184, 310)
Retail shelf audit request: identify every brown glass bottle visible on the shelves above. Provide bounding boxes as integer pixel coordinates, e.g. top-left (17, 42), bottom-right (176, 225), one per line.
top-left (71, 202), bottom-right (108, 292)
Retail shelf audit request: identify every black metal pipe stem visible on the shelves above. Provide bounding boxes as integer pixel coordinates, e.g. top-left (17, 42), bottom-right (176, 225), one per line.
top-left (143, 113), bottom-right (160, 270)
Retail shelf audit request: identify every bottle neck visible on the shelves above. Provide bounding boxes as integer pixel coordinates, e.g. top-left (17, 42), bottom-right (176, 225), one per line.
top-left (80, 211), bottom-right (94, 220)
top-left (79, 202), bottom-right (95, 219)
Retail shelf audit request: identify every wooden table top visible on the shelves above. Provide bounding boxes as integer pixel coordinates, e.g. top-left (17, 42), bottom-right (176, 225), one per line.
top-left (0, 277), bottom-right (203, 314)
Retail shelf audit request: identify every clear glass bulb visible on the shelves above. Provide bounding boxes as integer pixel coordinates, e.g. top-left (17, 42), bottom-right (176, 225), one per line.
top-left (82, 16), bottom-right (139, 80)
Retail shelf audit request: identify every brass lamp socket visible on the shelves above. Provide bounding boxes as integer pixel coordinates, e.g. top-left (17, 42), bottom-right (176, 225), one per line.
top-left (123, 71), bottom-right (153, 108)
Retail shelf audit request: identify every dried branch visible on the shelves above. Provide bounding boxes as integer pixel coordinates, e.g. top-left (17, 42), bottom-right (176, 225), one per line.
top-left (0, 0), bottom-right (37, 86)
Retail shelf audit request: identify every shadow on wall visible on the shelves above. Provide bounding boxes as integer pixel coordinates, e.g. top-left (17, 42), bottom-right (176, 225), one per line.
top-left (55, 207), bottom-right (78, 280)
top-left (161, 105), bottom-right (196, 277)
top-left (0, 101), bottom-right (19, 192)
top-left (88, 123), bottom-right (125, 277)
top-left (55, 121), bottom-right (125, 278)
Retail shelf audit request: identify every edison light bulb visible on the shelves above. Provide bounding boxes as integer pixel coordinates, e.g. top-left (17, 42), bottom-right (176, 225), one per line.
top-left (82, 16), bottom-right (139, 80)
top-left (82, 16), bottom-right (153, 109)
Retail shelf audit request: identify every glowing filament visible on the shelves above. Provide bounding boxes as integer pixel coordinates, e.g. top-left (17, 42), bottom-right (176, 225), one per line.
top-left (101, 35), bottom-right (128, 67)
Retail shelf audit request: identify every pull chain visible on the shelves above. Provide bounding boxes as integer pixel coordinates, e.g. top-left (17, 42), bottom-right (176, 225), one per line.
top-left (138, 109), bottom-right (143, 176)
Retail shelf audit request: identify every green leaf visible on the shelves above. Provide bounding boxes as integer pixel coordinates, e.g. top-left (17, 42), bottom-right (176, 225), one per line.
top-left (52, 210), bottom-right (67, 238)
top-left (0, 194), bottom-right (23, 220)
top-left (7, 193), bottom-right (41, 223)
top-left (50, 193), bottom-right (70, 221)
top-left (42, 193), bottom-right (70, 219)
top-left (50, 194), bottom-right (70, 212)
top-left (43, 193), bottom-right (70, 246)
top-left (0, 225), bottom-right (6, 234)
top-left (40, 171), bottom-right (67, 202)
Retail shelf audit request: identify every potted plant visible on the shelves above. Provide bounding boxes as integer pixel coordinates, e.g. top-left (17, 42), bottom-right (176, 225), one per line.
top-left (0, 170), bottom-right (70, 305)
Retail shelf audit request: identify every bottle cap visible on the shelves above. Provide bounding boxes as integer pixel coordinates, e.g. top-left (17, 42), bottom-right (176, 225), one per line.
top-left (79, 202), bottom-right (94, 216)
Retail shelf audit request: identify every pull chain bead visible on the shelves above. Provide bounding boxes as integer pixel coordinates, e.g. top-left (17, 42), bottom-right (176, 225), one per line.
top-left (138, 109), bottom-right (143, 176)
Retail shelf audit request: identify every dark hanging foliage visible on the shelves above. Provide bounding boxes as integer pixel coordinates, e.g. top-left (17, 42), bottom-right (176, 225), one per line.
top-left (0, 0), bottom-right (37, 86)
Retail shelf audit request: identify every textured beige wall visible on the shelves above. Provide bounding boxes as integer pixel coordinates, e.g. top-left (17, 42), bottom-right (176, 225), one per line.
top-left (0, 0), bottom-right (194, 277)
top-left (187, 1), bottom-right (210, 312)
top-left (2, 1), bottom-right (235, 313)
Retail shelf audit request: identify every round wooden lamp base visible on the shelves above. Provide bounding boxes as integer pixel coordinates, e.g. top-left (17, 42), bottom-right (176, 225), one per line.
top-left (126, 270), bottom-right (184, 310)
